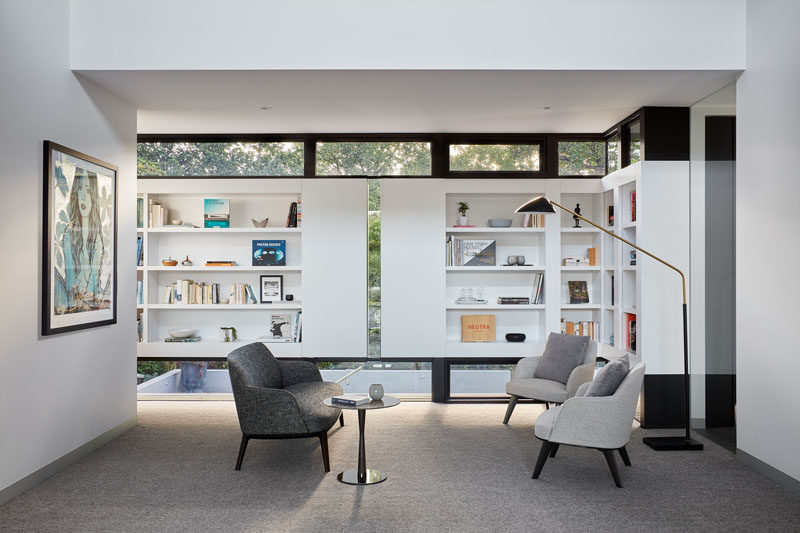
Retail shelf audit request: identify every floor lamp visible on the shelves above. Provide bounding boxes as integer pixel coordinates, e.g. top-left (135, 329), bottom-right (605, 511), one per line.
top-left (516, 196), bottom-right (702, 451)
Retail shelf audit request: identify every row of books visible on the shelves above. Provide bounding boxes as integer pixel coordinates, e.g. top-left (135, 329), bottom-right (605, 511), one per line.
top-left (521, 213), bottom-right (546, 228)
top-left (560, 319), bottom-right (600, 341)
top-left (137, 198), bottom-right (145, 229)
top-left (562, 248), bottom-right (598, 267)
top-left (446, 238), bottom-right (496, 266)
top-left (161, 281), bottom-right (258, 305)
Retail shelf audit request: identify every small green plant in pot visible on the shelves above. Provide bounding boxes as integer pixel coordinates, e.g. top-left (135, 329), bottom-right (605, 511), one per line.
top-left (457, 201), bottom-right (470, 225)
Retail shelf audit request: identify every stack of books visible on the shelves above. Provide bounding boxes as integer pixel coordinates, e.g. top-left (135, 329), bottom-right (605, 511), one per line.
top-left (164, 336), bottom-right (202, 343)
top-left (498, 297), bottom-right (530, 305)
top-left (331, 394), bottom-right (371, 406)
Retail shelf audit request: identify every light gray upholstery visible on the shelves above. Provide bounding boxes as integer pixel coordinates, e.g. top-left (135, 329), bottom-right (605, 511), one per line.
top-left (534, 363), bottom-right (645, 449)
top-left (503, 338), bottom-right (597, 423)
top-left (228, 342), bottom-right (342, 436)
top-left (586, 359), bottom-right (630, 397)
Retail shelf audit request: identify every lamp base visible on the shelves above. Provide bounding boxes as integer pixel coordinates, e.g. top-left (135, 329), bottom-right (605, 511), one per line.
top-left (643, 436), bottom-right (704, 451)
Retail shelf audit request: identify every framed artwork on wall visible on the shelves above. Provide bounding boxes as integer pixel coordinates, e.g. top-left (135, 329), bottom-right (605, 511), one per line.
top-left (260, 275), bottom-right (284, 303)
top-left (42, 141), bottom-right (118, 335)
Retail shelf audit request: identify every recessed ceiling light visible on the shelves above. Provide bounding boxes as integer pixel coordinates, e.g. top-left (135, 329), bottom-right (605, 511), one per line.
top-left (259, 106), bottom-right (272, 111)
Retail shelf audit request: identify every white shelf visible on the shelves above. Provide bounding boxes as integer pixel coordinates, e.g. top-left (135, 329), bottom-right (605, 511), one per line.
top-left (622, 221), bottom-right (638, 229)
top-left (561, 304), bottom-right (602, 310)
top-left (561, 227), bottom-right (602, 233)
top-left (446, 340), bottom-right (546, 357)
top-left (622, 266), bottom-right (638, 271)
top-left (445, 304), bottom-right (545, 310)
top-left (622, 307), bottom-right (638, 315)
top-left (446, 266), bottom-right (544, 272)
top-left (137, 340), bottom-right (302, 358)
top-left (147, 303), bottom-right (302, 310)
top-left (605, 305), bottom-right (617, 311)
top-left (147, 266), bottom-right (302, 272)
top-left (446, 227), bottom-right (545, 233)
top-left (560, 266), bottom-right (601, 271)
top-left (146, 227), bottom-right (302, 233)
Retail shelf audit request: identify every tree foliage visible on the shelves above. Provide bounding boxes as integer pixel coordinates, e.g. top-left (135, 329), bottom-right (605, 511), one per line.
top-left (316, 142), bottom-right (430, 176)
top-left (557, 141), bottom-right (605, 176)
top-left (137, 142), bottom-right (304, 176)
top-left (449, 144), bottom-right (540, 171)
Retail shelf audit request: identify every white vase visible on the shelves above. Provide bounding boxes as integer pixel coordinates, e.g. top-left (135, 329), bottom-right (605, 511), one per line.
top-left (369, 383), bottom-right (384, 401)
top-left (457, 216), bottom-right (469, 226)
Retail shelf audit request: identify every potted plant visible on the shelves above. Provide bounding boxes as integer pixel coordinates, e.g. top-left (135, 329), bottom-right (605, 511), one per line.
top-left (457, 201), bottom-right (470, 225)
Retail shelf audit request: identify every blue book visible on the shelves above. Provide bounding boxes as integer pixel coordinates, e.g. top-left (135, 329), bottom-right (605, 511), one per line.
top-left (204, 198), bottom-right (230, 228)
top-left (252, 240), bottom-right (286, 266)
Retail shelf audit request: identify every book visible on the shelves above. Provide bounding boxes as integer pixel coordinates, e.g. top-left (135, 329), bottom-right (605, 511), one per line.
top-left (497, 297), bottom-right (530, 304)
top-left (136, 236), bottom-right (143, 266)
top-left (268, 313), bottom-right (292, 340)
top-left (204, 198), bottom-right (230, 228)
top-left (625, 313), bottom-right (637, 351)
top-left (531, 273), bottom-right (544, 304)
top-left (205, 261), bottom-right (236, 267)
top-left (452, 224), bottom-right (476, 228)
top-left (631, 191), bottom-right (637, 222)
top-left (588, 247), bottom-right (598, 266)
top-left (164, 336), bottom-right (202, 343)
top-left (568, 280), bottom-right (589, 304)
top-left (252, 240), bottom-right (286, 266)
top-left (461, 314), bottom-right (496, 342)
top-left (608, 205), bottom-right (614, 226)
top-left (563, 257), bottom-right (590, 266)
top-left (611, 275), bottom-right (615, 306)
top-left (137, 197), bottom-right (144, 228)
top-left (460, 239), bottom-right (496, 267)
top-left (286, 201), bottom-right (298, 228)
top-left (331, 394), bottom-right (370, 406)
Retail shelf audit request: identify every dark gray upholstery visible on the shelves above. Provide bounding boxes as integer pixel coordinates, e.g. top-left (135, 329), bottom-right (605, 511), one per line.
top-left (533, 333), bottom-right (591, 385)
top-left (586, 358), bottom-right (630, 397)
top-left (228, 342), bottom-right (342, 436)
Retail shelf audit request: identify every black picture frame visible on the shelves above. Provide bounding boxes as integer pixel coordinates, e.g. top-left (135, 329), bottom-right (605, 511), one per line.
top-left (42, 141), bottom-right (118, 335)
top-left (259, 275), bottom-right (284, 303)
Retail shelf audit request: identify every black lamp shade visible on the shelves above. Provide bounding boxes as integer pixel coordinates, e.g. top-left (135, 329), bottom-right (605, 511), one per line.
top-left (515, 196), bottom-right (556, 213)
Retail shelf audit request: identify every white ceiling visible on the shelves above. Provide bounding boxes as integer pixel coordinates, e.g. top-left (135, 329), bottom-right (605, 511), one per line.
top-left (77, 70), bottom-right (739, 134)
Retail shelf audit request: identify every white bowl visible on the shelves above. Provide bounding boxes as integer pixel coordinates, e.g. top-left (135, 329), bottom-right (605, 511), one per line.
top-left (488, 218), bottom-right (513, 227)
top-left (168, 329), bottom-right (195, 339)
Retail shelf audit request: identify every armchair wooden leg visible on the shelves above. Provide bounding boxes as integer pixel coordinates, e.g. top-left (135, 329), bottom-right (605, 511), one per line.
top-left (601, 449), bottom-right (623, 488)
top-left (549, 443), bottom-right (560, 458)
top-left (319, 432), bottom-right (331, 473)
top-left (618, 446), bottom-right (631, 466)
top-left (235, 434), bottom-right (250, 471)
top-left (503, 395), bottom-right (519, 424)
top-left (339, 413), bottom-right (345, 427)
top-left (532, 440), bottom-right (553, 479)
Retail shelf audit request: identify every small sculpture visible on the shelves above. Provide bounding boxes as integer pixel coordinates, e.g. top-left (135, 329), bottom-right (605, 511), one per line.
top-left (221, 326), bottom-right (239, 342)
top-left (181, 255), bottom-right (193, 266)
top-left (251, 217), bottom-right (269, 228)
top-left (369, 384), bottom-right (385, 401)
top-left (573, 204), bottom-right (582, 228)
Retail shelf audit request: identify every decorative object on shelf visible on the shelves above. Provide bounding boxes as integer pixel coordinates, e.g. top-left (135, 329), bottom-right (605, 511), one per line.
top-left (456, 201), bottom-right (470, 226)
top-left (461, 314), bottom-right (496, 342)
top-left (515, 255), bottom-right (526, 266)
top-left (488, 218), bottom-right (512, 227)
top-left (171, 219), bottom-right (182, 226)
top-left (630, 250), bottom-right (637, 265)
top-left (505, 333), bottom-right (526, 343)
top-left (252, 240), bottom-right (286, 266)
top-left (251, 217), bottom-right (269, 228)
top-left (573, 203), bottom-right (582, 228)
top-left (506, 255), bottom-right (518, 266)
top-left (220, 326), bottom-right (239, 342)
top-left (285, 294), bottom-right (294, 301)
top-left (181, 255), bottom-right (193, 267)
top-left (268, 313), bottom-right (292, 341)
top-left (568, 281), bottom-right (589, 304)
top-left (515, 194), bottom-right (702, 451)
top-left (43, 141), bottom-right (118, 336)
top-left (179, 361), bottom-right (208, 393)
top-left (161, 257), bottom-right (178, 267)
top-left (497, 297), bottom-right (529, 305)
top-left (259, 274), bottom-right (284, 303)
top-left (368, 383), bottom-right (385, 401)
top-left (460, 239), bottom-right (496, 266)
top-left (204, 198), bottom-right (230, 228)
top-left (456, 287), bottom-right (487, 305)
top-left (168, 329), bottom-right (195, 339)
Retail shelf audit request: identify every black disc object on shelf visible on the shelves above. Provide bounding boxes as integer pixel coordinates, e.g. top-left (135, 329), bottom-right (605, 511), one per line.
top-left (505, 333), bottom-right (526, 343)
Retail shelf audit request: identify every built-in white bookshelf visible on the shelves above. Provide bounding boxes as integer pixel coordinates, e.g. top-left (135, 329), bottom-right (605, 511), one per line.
top-left (136, 179), bottom-right (303, 358)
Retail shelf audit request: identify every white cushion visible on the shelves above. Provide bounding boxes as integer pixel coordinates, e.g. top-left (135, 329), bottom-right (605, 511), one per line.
top-left (506, 378), bottom-right (568, 403)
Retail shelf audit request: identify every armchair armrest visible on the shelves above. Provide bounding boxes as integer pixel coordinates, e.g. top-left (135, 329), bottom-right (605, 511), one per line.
top-left (574, 381), bottom-right (592, 398)
top-left (512, 356), bottom-right (541, 380)
top-left (235, 386), bottom-right (308, 436)
top-left (548, 394), bottom-right (635, 450)
top-left (279, 360), bottom-right (322, 387)
top-left (565, 362), bottom-right (596, 398)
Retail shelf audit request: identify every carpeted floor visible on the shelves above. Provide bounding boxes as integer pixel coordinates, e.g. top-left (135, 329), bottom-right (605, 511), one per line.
top-left (1, 401), bottom-right (798, 532)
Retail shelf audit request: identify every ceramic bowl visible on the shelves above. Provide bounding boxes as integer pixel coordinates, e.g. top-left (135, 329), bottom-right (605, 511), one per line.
top-left (171, 219), bottom-right (182, 225)
top-left (162, 259), bottom-right (178, 266)
top-left (168, 329), bottom-right (195, 339)
top-left (488, 218), bottom-right (513, 227)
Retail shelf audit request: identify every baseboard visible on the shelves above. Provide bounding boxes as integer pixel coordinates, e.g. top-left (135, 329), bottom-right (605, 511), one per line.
top-left (691, 417), bottom-right (706, 429)
top-left (737, 449), bottom-right (800, 494)
top-left (0, 415), bottom-right (137, 507)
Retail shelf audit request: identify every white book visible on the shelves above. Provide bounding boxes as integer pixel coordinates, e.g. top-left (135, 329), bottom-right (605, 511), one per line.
top-left (331, 394), bottom-right (370, 406)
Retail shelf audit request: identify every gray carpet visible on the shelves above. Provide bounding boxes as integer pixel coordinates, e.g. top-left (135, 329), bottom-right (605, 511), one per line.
top-left (1, 401), bottom-right (798, 532)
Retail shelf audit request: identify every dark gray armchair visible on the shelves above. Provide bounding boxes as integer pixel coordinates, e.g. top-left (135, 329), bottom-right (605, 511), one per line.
top-left (228, 342), bottom-right (344, 472)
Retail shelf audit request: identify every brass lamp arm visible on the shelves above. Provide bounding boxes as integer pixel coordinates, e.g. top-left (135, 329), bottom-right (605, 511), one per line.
top-left (550, 200), bottom-right (686, 304)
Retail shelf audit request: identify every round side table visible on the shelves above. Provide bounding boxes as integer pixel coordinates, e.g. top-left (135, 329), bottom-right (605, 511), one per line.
top-left (323, 396), bottom-right (401, 485)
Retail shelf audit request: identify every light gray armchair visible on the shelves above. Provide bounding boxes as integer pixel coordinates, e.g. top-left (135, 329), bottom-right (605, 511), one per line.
top-left (531, 362), bottom-right (645, 487)
top-left (503, 337), bottom-right (597, 424)
top-left (228, 342), bottom-right (344, 472)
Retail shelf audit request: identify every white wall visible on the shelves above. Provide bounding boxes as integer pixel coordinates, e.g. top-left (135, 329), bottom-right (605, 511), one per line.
top-left (737, 0), bottom-right (800, 481)
top-left (69, 0), bottom-right (745, 70)
top-left (0, 1), bottom-right (137, 493)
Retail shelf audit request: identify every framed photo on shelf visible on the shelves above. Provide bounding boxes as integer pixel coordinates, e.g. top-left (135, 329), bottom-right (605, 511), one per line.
top-left (42, 141), bottom-right (118, 336)
top-left (259, 275), bottom-right (283, 303)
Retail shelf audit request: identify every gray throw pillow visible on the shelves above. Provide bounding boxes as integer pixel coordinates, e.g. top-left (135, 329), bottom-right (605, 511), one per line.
top-left (533, 333), bottom-right (590, 385)
top-left (586, 360), bottom-right (629, 397)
